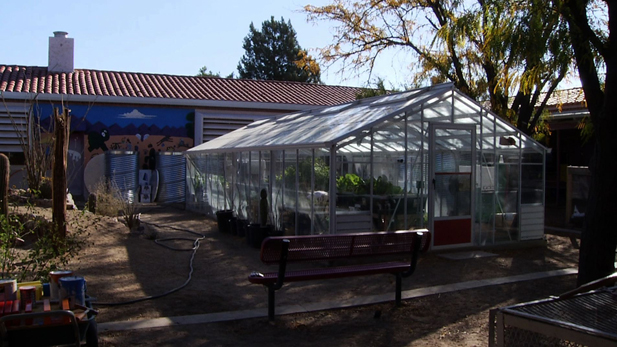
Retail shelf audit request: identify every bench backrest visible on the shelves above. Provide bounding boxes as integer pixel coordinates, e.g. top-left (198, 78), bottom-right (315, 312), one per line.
top-left (260, 229), bottom-right (430, 265)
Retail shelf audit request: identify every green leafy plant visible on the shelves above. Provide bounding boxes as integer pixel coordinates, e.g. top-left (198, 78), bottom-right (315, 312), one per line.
top-left (19, 226), bottom-right (84, 282)
top-left (0, 203), bottom-right (88, 282)
top-left (372, 175), bottom-right (403, 195)
top-left (0, 214), bottom-right (22, 278)
top-left (38, 176), bottom-right (53, 199)
top-left (280, 157), bottom-right (330, 191)
top-left (336, 173), bottom-right (367, 194)
top-left (192, 175), bottom-right (204, 192)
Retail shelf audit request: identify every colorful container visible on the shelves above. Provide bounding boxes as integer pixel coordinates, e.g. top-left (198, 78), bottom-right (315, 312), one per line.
top-left (0, 279), bottom-right (17, 301)
top-left (17, 281), bottom-right (43, 300)
top-left (59, 276), bottom-right (86, 310)
top-left (19, 286), bottom-right (36, 310)
top-left (49, 270), bottom-right (73, 300)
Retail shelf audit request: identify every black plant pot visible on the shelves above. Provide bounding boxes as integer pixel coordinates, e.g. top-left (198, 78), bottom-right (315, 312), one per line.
top-left (229, 216), bottom-right (238, 235)
top-left (247, 223), bottom-right (260, 247)
top-left (269, 228), bottom-right (284, 237)
top-left (236, 219), bottom-right (249, 237)
top-left (215, 210), bottom-right (234, 233)
top-left (247, 224), bottom-right (274, 248)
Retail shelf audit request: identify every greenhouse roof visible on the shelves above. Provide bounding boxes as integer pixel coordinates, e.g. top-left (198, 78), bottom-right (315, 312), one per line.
top-left (187, 83), bottom-right (543, 154)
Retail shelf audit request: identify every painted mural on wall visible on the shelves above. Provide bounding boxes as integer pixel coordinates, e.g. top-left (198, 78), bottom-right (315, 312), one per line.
top-left (39, 104), bottom-right (194, 169)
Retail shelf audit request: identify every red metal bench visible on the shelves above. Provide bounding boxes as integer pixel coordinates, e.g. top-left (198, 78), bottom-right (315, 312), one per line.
top-left (248, 229), bottom-right (430, 321)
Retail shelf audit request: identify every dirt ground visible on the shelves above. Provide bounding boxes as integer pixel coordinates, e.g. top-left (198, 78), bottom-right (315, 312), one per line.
top-left (50, 204), bottom-right (580, 346)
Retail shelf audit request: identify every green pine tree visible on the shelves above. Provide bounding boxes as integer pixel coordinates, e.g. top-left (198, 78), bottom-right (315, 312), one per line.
top-left (237, 16), bottom-right (321, 83)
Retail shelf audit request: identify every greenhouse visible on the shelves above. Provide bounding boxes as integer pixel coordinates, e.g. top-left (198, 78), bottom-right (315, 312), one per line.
top-left (185, 83), bottom-right (546, 250)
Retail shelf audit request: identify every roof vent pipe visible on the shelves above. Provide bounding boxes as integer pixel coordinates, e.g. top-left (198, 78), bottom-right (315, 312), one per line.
top-left (48, 31), bottom-right (74, 73)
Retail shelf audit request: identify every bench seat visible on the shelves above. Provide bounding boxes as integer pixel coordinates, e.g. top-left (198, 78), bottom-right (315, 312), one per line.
top-left (248, 261), bottom-right (411, 285)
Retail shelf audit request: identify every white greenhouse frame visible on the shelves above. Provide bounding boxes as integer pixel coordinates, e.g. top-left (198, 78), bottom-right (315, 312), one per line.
top-left (185, 83), bottom-right (547, 250)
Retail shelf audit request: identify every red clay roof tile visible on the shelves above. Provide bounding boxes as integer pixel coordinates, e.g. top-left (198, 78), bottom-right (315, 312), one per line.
top-left (0, 65), bottom-right (362, 107)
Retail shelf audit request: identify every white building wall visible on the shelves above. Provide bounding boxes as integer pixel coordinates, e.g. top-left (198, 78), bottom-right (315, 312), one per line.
top-left (195, 110), bottom-right (279, 144)
top-left (520, 204), bottom-right (545, 240)
top-left (0, 101), bottom-right (28, 152)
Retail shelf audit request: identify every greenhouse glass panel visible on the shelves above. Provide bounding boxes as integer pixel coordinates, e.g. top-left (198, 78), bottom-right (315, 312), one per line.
top-left (186, 156), bottom-right (206, 211)
top-left (271, 150), bottom-right (285, 232)
top-left (520, 137), bottom-right (545, 205)
top-left (335, 131), bottom-right (373, 233)
top-left (370, 90), bottom-right (420, 105)
top-left (406, 116), bottom-right (428, 230)
top-left (372, 117), bottom-right (407, 231)
top-left (476, 149), bottom-right (497, 245)
top-left (495, 117), bottom-right (518, 138)
top-left (421, 92), bottom-right (452, 121)
top-left (260, 151), bottom-right (272, 224)
top-left (312, 149), bottom-right (330, 234)
top-left (482, 134), bottom-right (496, 150)
top-left (208, 153), bottom-right (225, 212)
top-left (405, 122), bottom-right (424, 151)
top-left (494, 151), bottom-right (520, 242)
top-left (247, 151), bottom-right (262, 224)
top-left (296, 149), bottom-right (315, 234)
top-left (521, 163), bottom-right (543, 205)
top-left (521, 138), bottom-right (545, 162)
top-left (236, 152), bottom-right (250, 221)
top-left (453, 94), bottom-right (480, 124)
top-left (226, 153), bottom-right (240, 212)
top-left (281, 150), bottom-right (299, 235)
top-left (423, 102), bottom-right (451, 120)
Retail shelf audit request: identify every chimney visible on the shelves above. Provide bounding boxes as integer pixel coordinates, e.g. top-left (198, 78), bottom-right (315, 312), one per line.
top-left (48, 31), bottom-right (74, 73)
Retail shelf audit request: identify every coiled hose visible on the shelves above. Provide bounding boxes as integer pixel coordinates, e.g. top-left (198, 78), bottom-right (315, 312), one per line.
top-left (91, 221), bottom-right (206, 307)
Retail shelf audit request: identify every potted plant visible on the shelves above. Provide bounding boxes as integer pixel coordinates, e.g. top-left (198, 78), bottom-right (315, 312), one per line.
top-left (234, 182), bottom-right (250, 238)
top-left (247, 188), bottom-right (272, 248)
top-left (216, 209), bottom-right (234, 233)
top-left (192, 175), bottom-right (204, 202)
top-left (269, 188), bottom-right (284, 237)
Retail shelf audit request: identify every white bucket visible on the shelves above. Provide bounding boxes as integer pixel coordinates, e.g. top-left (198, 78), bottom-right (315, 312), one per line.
top-left (50, 270), bottom-right (73, 300)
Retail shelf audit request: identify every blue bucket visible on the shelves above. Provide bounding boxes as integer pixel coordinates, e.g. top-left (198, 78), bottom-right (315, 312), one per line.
top-left (59, 276), bottom-right (86, 309)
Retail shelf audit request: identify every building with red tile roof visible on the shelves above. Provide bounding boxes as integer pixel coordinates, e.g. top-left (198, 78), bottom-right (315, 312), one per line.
top-left (0, 32), bottom-right (360, 199)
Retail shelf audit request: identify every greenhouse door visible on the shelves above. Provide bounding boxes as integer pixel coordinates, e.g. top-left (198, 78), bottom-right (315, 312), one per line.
top-left (429, 124), bottom-right (475, 248)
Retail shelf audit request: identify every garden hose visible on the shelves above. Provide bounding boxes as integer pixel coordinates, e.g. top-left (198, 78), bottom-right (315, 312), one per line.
top-left (91, 220), bottom-right (206, 307)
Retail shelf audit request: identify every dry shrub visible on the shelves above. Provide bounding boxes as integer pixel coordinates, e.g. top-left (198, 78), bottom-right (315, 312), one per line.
top-left (89, 179), bottom-right (140, 231)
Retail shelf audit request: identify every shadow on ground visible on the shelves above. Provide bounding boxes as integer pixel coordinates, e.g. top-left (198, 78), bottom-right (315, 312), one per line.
top-left (70, 204), bottom-right (580, 346)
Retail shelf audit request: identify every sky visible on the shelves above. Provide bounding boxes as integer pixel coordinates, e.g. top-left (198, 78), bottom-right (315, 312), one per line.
top-left (0, 0), bottom-right (413, 88)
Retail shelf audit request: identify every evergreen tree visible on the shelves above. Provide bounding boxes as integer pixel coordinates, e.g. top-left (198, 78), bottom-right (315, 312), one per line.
top-left (237, 16), bottom-right (321, 83)
top-left (196, 66), bottom-right (220, 77)
top-left (196, 66), bottom-right (234, 79)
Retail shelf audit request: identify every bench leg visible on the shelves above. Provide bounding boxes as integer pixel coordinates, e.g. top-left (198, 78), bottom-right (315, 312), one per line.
top-left (268, 286), bottom-right (276, 321)
top-left (395, 274), bottom-right (402, 306)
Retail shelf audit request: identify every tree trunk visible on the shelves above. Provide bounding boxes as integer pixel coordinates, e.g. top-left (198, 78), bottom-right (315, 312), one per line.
top-left (578, 134), bottom-right (617, 285)
top-left (52, 108), bottom-right (70, 239)
top-left (558, 0), bottom-right (617, 286)
top-left (0, 154), bottom-right (9, 216)
top-left (577, 48), bottom-right (617, 286)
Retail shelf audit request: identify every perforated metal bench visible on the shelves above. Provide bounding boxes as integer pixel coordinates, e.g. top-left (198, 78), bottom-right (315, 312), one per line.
top-left (248, 229), bottom-right (430, 321)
